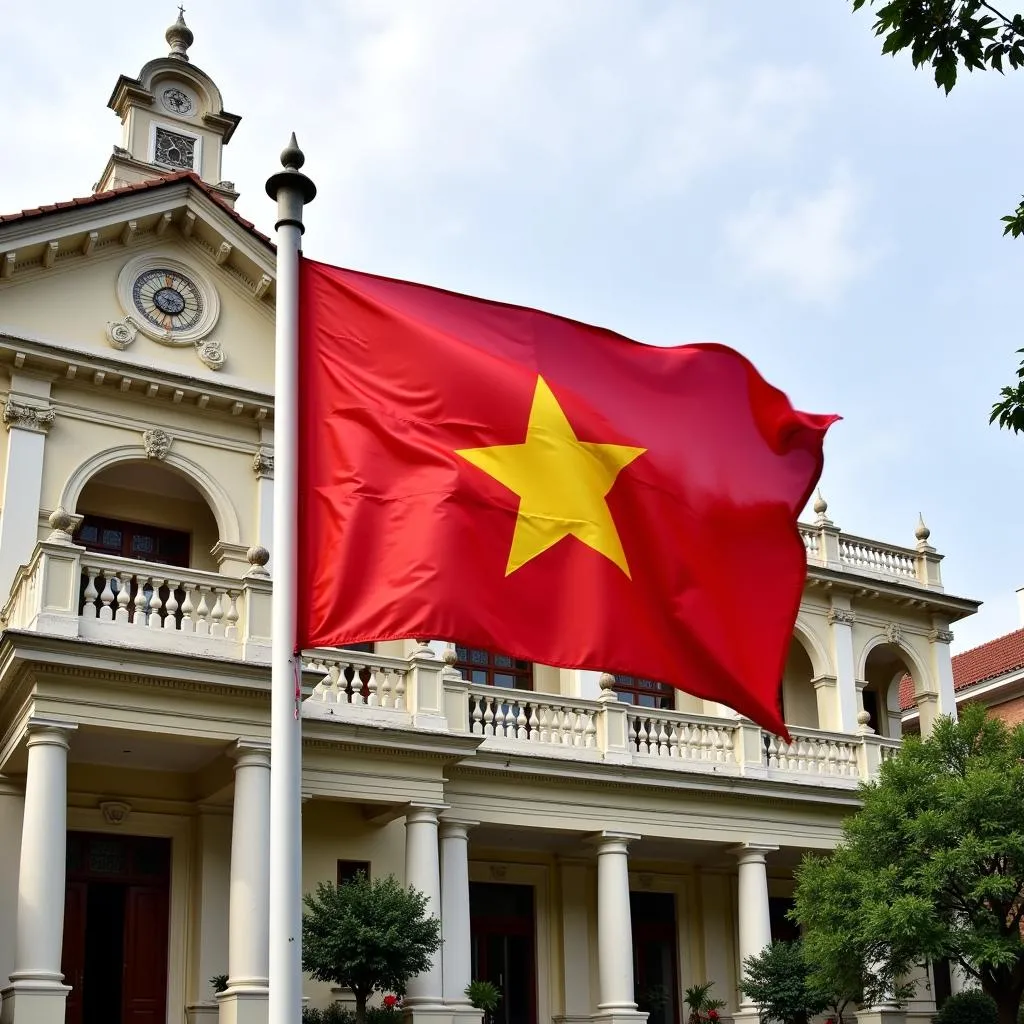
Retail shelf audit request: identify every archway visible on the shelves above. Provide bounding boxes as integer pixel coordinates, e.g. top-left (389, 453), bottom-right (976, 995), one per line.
top-left (781, 637), bottom-right (818, 729)
top-left (75, 459), bottom-right (221, 572)
top-left (862, 642), bottom-right (917, 738)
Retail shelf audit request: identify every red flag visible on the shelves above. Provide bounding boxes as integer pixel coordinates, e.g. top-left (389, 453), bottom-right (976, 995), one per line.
top-left (297, 257), bottom-right (837, 735)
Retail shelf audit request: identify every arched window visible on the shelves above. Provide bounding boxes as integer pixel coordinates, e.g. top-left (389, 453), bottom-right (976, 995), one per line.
top-left (454, 646), bottom-right (533, 690)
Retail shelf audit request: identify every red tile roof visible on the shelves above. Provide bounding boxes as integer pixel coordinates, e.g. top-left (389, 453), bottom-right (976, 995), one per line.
top-left (0, 170), bottom-right (273, 249)
top-left (900, 627), bottom-right (1024, 710)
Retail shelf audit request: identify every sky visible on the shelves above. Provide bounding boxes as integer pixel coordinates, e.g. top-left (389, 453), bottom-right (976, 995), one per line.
top-left (2, 1), bottom-right (1023, 654)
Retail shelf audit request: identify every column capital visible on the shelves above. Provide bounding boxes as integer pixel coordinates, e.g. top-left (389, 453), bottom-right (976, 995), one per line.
top-left (728, 842), bottom-right (778, 865)
top-left (439, 817), bottom-right (478, 840)
top-left (405, 803), bottom-right (447, 826)
top-left (25, 717), bottom-right (77, 750)
top-left (231, 739), bottom-right (271, 769)
top-left (588, 830), bottom-right (641, 855)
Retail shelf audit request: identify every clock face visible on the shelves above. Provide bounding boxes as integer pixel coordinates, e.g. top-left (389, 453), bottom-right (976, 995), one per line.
top-left (131, 269), bottom-right (204, 333)
top-left (162, 87), bottom-right (194, 115)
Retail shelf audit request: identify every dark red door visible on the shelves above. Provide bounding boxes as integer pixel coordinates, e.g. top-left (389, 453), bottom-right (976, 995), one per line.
top-left (62, 881), bottom-right (88, 1024)
top-left (470, 883), bottom-right (537, 1024)
top-left (631, 891), bottom-right (681, 1024)
top-left (122, 885), bottom-right (170, 1021)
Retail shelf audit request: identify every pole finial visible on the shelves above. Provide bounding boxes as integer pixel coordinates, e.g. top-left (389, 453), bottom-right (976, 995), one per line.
top-left (281, 133), bottom-right (305, 172)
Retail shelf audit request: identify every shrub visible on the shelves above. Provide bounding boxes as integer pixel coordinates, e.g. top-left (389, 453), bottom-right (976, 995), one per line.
top-left (934, 991), bottom-right (998, 1024)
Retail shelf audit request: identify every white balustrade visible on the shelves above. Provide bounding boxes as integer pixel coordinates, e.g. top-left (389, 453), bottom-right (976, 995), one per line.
top-left (837, 535), bottom-right (917, 580)
top-left (628, 708), bottom-right (738, 764)
top-left (798, 526), bottom-right (821, 560)
top-left (306, 650), bottom-right (408, 710)
top-left (467, 685), bottom-right (598, 748)
top-left (79, 556), bottom-right (242, 638)
top-left (765, 727), bottom-right (860, 777)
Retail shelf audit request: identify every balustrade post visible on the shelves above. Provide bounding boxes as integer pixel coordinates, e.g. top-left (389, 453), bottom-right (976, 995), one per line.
top-left (913, 517), bottom-right (943, 590)
top-left (811, 496), bottom-right (843, 571)
top-left (240, 546), bottom-right (273, 664)
top-left (440, 647), bottom-right (471, 733)
top-left (735, 720), bottom-right (768, 778)
top-left (595, 674), bottom-right (631, 764)
top-left (406, 641), bottom-right (448, 731)
top-left (856, 712), bottom-right (883, 780)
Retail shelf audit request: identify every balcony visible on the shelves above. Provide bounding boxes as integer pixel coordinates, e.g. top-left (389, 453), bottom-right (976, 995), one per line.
top-left (0, 519), bottom-right (930, 791)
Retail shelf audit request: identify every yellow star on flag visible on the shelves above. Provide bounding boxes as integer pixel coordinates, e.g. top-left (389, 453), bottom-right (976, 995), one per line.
top-left (456, 375), bottom-right (647, 577)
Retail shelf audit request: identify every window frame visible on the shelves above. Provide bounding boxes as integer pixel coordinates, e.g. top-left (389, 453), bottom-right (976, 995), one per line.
top-left (454, 646), bottom-right (533, 690)
top-left (77, 513), bottom-right (191, 568)
top-left (612, 674), bottom-right (675, 710)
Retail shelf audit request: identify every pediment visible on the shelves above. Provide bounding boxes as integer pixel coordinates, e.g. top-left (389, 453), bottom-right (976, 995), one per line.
top-left (0, 176), bottom-right (278, 395)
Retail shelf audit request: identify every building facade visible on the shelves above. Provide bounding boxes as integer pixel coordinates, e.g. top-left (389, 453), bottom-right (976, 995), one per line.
top-left (0, 16), bottom-right (981, 1024)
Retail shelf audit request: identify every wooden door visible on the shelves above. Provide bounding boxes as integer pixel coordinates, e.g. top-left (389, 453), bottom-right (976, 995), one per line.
top-left (470, 883), bottom-right (537, 1024)
top-left (121, 884), bottom-right (170, 1022)
top-left (61, 881), bottom-right (88, 1024)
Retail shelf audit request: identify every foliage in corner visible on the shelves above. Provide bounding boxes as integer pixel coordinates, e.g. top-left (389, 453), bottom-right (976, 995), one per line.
top-left (466, 979), bottom-right (502, 1017)
top-left (793, 705), bottom-right (1024, 1024)
top-left (740, 939), bottom-right (858, 1024)
top-left (934, 990), bottom-right (999, 1024)
top-left (302, 872), bottom-right (441, 1024)
top-left (683, 981), bottom-right (727, 1024)
top-left (851, 1), bottom-right (1024, 433)
top-left (210, 973), bottom-right (229, 995)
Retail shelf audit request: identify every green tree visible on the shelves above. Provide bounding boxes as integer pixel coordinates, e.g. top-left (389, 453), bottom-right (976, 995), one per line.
top-left (302, 873), bottom-right (442, 1024)
top-left (793, 705), bottom-right (1024, 1024)
top-left (851, 0), bottom-right (1024, 432)
top-left (740, 939), bottom-right (859, 1024)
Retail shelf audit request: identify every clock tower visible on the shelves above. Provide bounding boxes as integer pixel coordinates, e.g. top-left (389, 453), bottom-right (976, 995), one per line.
top-left (94, 10), bottom-right (242, 206)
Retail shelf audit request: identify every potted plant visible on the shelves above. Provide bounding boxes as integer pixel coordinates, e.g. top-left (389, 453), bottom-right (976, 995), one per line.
top-left (466, 979), bottom-right (502, 1024)
top-left (683, 982), bottom-right (726, 1024)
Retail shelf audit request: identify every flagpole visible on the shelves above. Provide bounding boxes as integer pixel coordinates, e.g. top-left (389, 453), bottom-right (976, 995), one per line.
top-left (265, 134), bottom-right (316, 1024)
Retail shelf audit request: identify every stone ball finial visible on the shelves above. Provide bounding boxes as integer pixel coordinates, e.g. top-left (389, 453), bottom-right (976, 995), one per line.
top-left (443, 646), bottom-right (458, 667)
top-left (281, 133), bottom-right (306, 171)
top-left (599, 672), bottom-right (616, 691)
top-left (812, 489), bottom-right (828, 516)
top-left (246, 544), bottom-right (270, 575)
top-left (915, 513), bottom-right (931, 543)
top-left (47, 506), bottom-right (74, 542)
top-left (166, 9), bottom-right (194, 60)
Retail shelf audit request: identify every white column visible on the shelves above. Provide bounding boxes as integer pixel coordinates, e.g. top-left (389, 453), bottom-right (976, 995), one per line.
top-left (593, 832), bottom-right (642, 1022)
top-left (731, 844), bottom-right (777, 1017)
top-left (440, 819), bottom-right (478, 1018)
top-left (220, 743), bottom-right (271, 1024)
top-left (828, 603), bottom-right (860, 733)
top-left (0, 383), bottom-right (54, 603)
top-left (404, 805), bottom-right (445, 1010)
top-left (1, 721), bottom-right (75, 1024)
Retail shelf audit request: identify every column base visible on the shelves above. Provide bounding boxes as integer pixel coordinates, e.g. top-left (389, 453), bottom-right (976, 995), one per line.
top-left (856, 1008), bottom-right (906, 1024)
top-left (186, 1004), bottom-right (220, 1024)
top-left (447, 1003), bottom-right (483, 1024)
top-left (0, 979), bottom-right (72, 1024)
top-left (591, 1008), bottom-right (649, 1024)
top-left (403, 1004), bottom-right (458, 1024)
top-left (217, 986), bottom-right (269, 1024)
top-left (731, 1009), bottom-right (764, 1024)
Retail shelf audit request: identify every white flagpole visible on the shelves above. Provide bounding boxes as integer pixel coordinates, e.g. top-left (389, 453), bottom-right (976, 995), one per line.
top-left (265, 135), bottom-right (316, 1024)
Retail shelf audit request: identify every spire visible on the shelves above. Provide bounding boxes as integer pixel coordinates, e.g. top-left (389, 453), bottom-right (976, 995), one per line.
top-left (166, 7), bottom-right (194, 61)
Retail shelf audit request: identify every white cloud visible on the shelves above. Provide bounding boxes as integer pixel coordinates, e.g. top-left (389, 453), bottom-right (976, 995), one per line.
top-left (722, 169), bottom-right (875, 304)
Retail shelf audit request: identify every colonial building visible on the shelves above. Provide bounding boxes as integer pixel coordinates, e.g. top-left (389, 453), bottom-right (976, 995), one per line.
top-left (0, 14), bottom-right (980, 1024)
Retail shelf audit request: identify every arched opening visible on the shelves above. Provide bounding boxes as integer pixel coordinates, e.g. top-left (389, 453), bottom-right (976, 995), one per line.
top-left (863, 643), bottom-right (912, 738)
top-left (75, 460), bottom-right (220, 572)
top-left (781, 637), bottom-right (818, 729)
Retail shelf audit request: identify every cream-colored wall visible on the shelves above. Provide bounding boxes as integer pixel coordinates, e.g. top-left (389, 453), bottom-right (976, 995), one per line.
top-left (301, 802), bottom-right (408, 1009)
top-left (0, 241), bottom-right (274, 390)
top-left (782, 641), bottom-right (818, 729)
top-left (188, 811), bottom-right (231, 1006)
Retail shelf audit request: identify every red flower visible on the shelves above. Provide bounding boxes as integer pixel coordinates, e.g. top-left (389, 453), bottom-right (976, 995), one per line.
top-left (383, 995), bottom-right (399, 1009)
top-left (708, 1012), bottom-right (719, 1020)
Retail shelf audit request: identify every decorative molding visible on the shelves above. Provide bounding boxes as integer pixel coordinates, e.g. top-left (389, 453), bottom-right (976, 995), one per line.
top-left (195, 336), bottom-right (225, 371)
top-left (106, 315), bottom-right (140, 351)
top-left (928, 628), bottom-right (954, 644)
top-left (488, 864), bottom-right (508, 881)
top-left (99, 800), bottom-right (132, 826)
top-left (142, 428), bottom-right (173, 460)
top-left (253, 446), bottom-right (274, 479)
top-left (827, 608), bottom-right (855, 626)
top-left (3, 398), bottom-right (55, 434)
top-left (883, 622), bottom-right (903, 646)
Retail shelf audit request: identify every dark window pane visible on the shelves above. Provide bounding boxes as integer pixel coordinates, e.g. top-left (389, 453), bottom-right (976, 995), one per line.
top-left (494, 673), bottom-right (515, 687)
top-left (493, 654), bottom-right (513, 668)
top-left (454, 646), bottom-right (533, 691)
top-left (101, 529), bottom-right (123, 548)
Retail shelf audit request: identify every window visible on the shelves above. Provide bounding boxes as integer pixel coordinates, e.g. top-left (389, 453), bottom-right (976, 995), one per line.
top-left (337, 860), bottom-right (371, 887)
top-left (78, 515), bottom-right (190, 568)
top-left (153, 126), bottom-right (198, 170)
top-left (454, 646), bottom-right (532, 690)
top-left (769, 896), bottom-right (800, 942)
top-left (613, 674), bottom-right (674, 710)
top-left (341, 642), bottom-right (375, 654)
